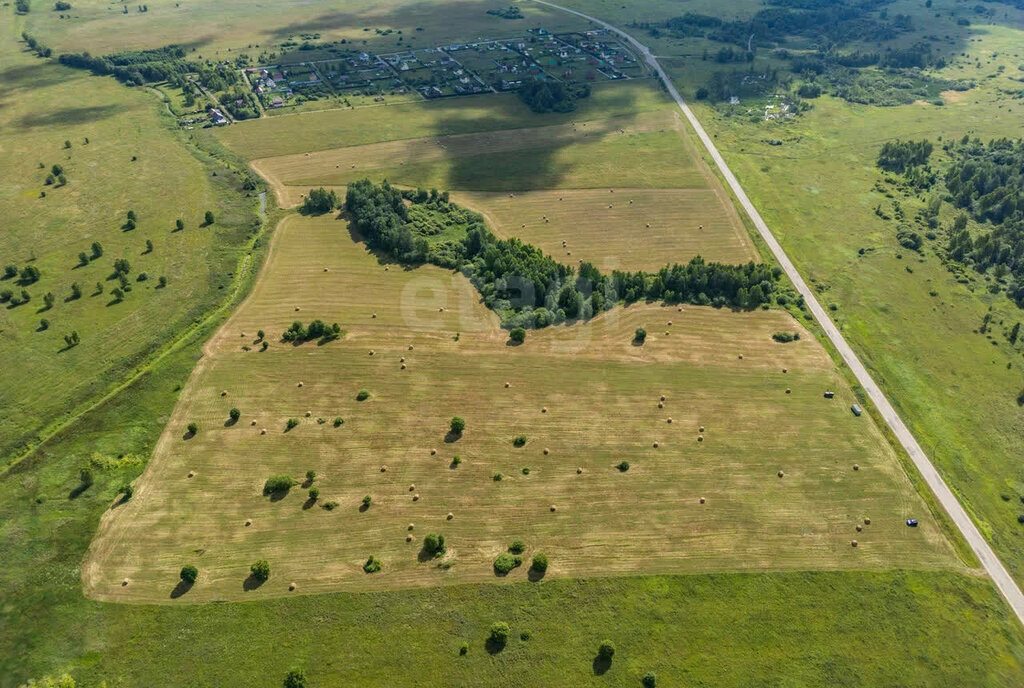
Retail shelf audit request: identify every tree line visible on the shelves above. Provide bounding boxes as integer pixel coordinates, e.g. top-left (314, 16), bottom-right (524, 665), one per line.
top-left (344, 180), bottom-right (780, 329)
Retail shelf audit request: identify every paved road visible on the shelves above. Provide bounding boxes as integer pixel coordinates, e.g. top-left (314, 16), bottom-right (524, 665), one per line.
top-left (532, 0), bottom-right (1024, 625)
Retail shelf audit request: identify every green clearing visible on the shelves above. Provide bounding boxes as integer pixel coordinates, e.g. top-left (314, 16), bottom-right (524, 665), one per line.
top-left (0, 20), bottom-right (257, 464)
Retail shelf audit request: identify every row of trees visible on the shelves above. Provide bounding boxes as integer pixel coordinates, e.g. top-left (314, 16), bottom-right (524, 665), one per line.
top-left (345, 180), bottom-right (781, 329)
top-left (517, 79), bottom-right (590, 114)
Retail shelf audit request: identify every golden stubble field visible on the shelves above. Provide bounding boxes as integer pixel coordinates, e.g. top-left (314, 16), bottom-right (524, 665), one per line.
top-left (84, 214), bottom-right (956, 603)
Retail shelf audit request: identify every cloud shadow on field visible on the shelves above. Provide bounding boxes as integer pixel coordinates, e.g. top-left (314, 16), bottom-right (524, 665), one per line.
top-left (16, 104), bottom-right (120, 130)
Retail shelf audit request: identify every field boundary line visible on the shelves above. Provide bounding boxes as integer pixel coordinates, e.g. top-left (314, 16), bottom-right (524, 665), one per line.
top-left (529, 0), bottom-right (1024, 625)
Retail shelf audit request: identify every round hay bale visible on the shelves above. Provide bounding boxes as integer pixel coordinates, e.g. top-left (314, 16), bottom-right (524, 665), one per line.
top-left (430, 449), bottom-right (437, 456)
top-left (851, 540), bottom-right (858, 547)
top-left (289, 582), bottom-right (297, 591)
top-left (380, 465), bottom-right (387, 472)
top-left (504, 382), bottom-right (510, 388)
top-left (699, 497), bottom-right (706, 504)
top-left (658, 402), bottom-right (664, 409)
top-left (409, 484), bottom-right (415, 491)
top-left (188, 471), bottom-right (195, 478)
top-left (400, 356), bottom-right (406, 363)
top-left (260, 428), bottom-right (267, 435)
top-left (406, 534), bottom-right (414, 542)
top-left (408, 344), bottom-right (414, 351)
top-left (782, 368), bottom-right (788, 373)
top-left (697, 435), bottom-right (703, 442)
top-left (305, 410), bottom-right (312, 417)
top-left (667, 321), bottom-right (672, 326)
top-left (368, 350), bottom-right (374, 356)
top-left (864, 517), bottom-right (871, 525)
top-left (653, 441), bottom-right (659, 448)
top-left (250, 420), bottom-right (257, 426)
top-left (372, 313), bottom-right (377, 318)
top-left (543, 447), bottom-right (550, 455)
top-left (777, 470), bottom-right (784, 478)
top-left (385, 266), bottom-right (389, 271)
top-left (738, 354), bottom-right (744, 360)
top-left (678, 307), bottom-right (683, 312)
top-left (785, 388), bottom-right (791, 394)
top-left (699, 425), bottom-right (705, 433)
top-left (245, 519), bottom-right (252, 526)
top-left (446, 512), bottom-right (454, 520)
top-left (401, 363), bottom-right (407, 370)
top-left (408, 523), bottom-right (415, 530)
top-left (541, 407), bottom-right (548, 413)
top-left (561, 240), bottom-right (567, 247)
top-left (295, 306), bottom-right (301, 312)
top-left (856, 524), bottom-right (863, 532)
top-left (645, 223), bottom-right (651, 228)
top-left (221, 389), bottom-right (228, 396)
top-left (323, 267), bottom-right (329, 272)
top-left (853, 464), bottom-right (859, 471)
top-left (413, 493), bottom-right (420, 501)
top-left (122, 578), bottom-right (129, 586)
top-left (567, 251), bottom-right (572, 256)
top-left (550, 504), bottom-right (557, 512)
top-left (438, 307), bottom-right (444, 312)
top-left (297, 381), bottom-right (304, 387)
top-left (667, 417), bottom-right (673, 423)
top-left (577, 467), bottom-right (583, 474)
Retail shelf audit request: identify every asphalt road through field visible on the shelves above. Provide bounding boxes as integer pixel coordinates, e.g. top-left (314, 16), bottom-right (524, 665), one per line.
top-left (532, 0), bottom-right (1024, 626)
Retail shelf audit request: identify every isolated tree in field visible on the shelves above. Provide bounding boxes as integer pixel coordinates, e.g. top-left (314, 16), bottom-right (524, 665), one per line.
top-left (51, 164), bottom-right (63, 177)
top-left (250, 559), bottom-right (270, 581)
top-left (158, 276), bottom-right (167, 288)
top-left (450, 416), bottom-right (466, 435)
top-left (204, 210), bottom-right (215, 225)
top-left (45, 173), bottom-right (55, 186)
top-left (57, 173), bottom-right (67, 186)
top-left (43, 292), bottom-right (55, 309)
top-left (423, 533), bottom-right (446, 557)
top-left (94, 281), bottom-right (103, 295)
top-left (145, 239), bottom-right (153, 253)
top-left (113, 258), bottom-right (131, 275)
top-left (20, 289), bottom-right (31, 304)
top-left (229, 408), bottom-right (240, 423)
top-left (20, 265), bottom-right (40, 284)
top-left (531, 553), bottom-right (548, 573)
top-left (175, 218), bottom-right (184, 231)
top-left (362, 494), bottom-right (372, 508)
top-left (598, 640), bottom-right (616, 661)
top-left (308, 487), bottom-right (319, 501)
top-left (180, 565), bottom-right (198, 584)
top-left (79, 466), bottom-right (94, 487)
top-left (305, 470), bottom-right (316, 483)
top-left (509, 327), bottom-right (526, 344)
top-left (126, 209), bottom-right (136, 222)
top-left (186, 422), bottom-right (198, 436)
top-left (363, 555), bottom-right (382, 573)
top-left (283, 668), bottom-right (306, 688)
top-left (634, 327), bottom-right (647, 344)
top-left (90, 241), bottom-right (103, 259)
top-left (489, 622), bottom-right (510, 648)
top-left (3, 265), bottom-right (17, 279)
top-left (119, 483), bottom-right (133, 501)
top-left (64, 139), bottom-right (71, 149)
top-left (111, 287), bottom-right (124, 302)
top-left (39, 318), bottom-right (49, 330)
top-left (78, 251), bottom-right (89, 267)
top-left (642, 672), bottom-right (657, 687)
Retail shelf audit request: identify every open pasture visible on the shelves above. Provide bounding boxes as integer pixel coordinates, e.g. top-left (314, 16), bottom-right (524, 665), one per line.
top-left (86, 213), bottom-right (955, 603)
top-left (455, 188), bottom-right (757, 269)
top-left (215, 79), bottom-right (670, 159)
top-left (24, 0), bottom-right (587, 57)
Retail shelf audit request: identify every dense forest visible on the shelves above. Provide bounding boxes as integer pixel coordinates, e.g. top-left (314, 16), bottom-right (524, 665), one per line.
top-left (345, 180), bottom-right (780, 328)
top-left (878, 136), bottom-right (1024, 308)
top-left (944, 138), bottom-right (1024, 305)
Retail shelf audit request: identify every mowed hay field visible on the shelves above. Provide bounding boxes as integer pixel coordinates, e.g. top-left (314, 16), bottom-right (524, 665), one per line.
top-left (86, 213), bottom-right (956, 603)
top-left (455, 188), bottom-right (758, 269)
